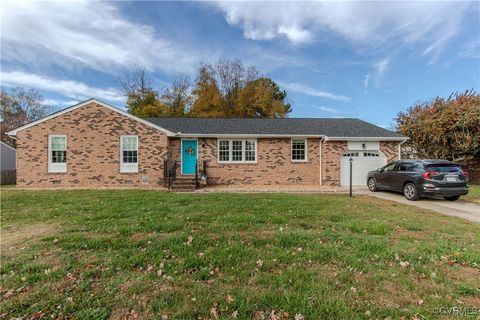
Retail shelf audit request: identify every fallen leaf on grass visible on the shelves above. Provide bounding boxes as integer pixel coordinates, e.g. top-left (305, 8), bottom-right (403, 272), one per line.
top-left (268, 311), bottom-right (280, 320)
top-left (129, 309), bottom-right (138, 319)
top-left (210, 306), bottom-right (219, 320)
top-left (225, 294), bottom-right (234, 304)
top-left (3, 289), bottom-right (14, 299)
top-left (30, 311), bottom-right (45, 320)
top-left (399, 261), bottom-right (410, 268)
top-left (295, 313), bottom-right (304, 320)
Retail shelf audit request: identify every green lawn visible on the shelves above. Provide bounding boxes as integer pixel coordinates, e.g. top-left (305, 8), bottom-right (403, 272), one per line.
top-left (465, 184), bottom-right (480, 204)
top-left (1, 190), bottom-right (479, 319)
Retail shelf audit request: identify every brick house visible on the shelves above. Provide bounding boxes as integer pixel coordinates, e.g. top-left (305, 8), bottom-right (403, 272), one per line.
top-left (7, 99), bottom-right (407, 190)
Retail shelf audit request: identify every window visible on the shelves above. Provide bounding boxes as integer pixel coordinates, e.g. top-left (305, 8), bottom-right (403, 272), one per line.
top-left (364, 152), bottom-right (379, 157)
top-left (382, 163), bottom-right (396, 172)
top-left (218, 140), bottom-right (256, 163)
top-left (232, 140), bottom-right (243, 161)
top-left (219, 140), bottom-right (230, 162)
top-left (245, 140), bottom-right (256, 161)
top-left (48, 135), bottom-right (67, 173)
top-left (291, 139), bottom-right (307, 161)
top-left (121, 135), bottom-right (138, 173)
top-left (426, 164), bottom-right (461, 173)
top-left (343, 152), bottom-right (359, 157)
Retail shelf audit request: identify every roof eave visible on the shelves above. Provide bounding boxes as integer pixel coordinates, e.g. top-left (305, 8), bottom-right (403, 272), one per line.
top-left (173, 133), bottom-right (326, 138)
top-left (324, 136), bottom-right (408, 141)
top-left (6, 98), bottom-right (175, 137)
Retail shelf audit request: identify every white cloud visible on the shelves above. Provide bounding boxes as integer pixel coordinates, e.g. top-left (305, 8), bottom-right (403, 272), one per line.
top-left (42, 99), bottom-right (81, 107)
top-left (457, 39), bottom-right (480, 59)
top-left (213, 1), bottom-right (473, 60)
top-left (279, 81), bottom-right (350, 102)
top-left (1, 71), bottom-right (124, 103)
top-left (318, 106), bottom-right (339, 114)
top-left (363, 73), bottom-right (370, 94)
top-left (375, 59), bottom-right (390, 79)
top-left (1, 0), bottom-right (203, 75)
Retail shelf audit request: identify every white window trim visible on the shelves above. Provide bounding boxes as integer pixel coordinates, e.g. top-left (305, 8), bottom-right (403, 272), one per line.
top-left (291, 138), bottom-right (308, 162)
top-left (120, 135), bottom-right (138, 173)
top-left (48, 134), bottom-right (67, 173)
top-left (217, 139), bottom-right (257, 164)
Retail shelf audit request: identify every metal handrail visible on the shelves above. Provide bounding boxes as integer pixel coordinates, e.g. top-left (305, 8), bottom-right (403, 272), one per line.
top-left (163, 160), bottom-right (177, 190)
top-left (195, 161), bottom-right (199, 189)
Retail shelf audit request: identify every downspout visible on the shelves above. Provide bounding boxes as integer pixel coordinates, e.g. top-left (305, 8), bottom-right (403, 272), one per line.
top-left (319, 136), bottom-right (325, 185)
top-left (398, 138), bottom-right (408, 160)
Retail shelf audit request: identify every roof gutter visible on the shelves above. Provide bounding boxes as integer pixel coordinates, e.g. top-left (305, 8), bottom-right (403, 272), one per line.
top-left (324, 136), bottom-right (408, 142)
top-left (172, 133), bottom-right (326, 138)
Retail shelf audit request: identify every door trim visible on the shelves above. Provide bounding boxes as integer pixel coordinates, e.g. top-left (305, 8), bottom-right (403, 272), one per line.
top-left (181, 138), bottom-right (198, 175)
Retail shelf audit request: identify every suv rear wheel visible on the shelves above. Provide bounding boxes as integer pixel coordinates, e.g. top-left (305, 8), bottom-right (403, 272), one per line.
top-left (367, 178), bottom-right (378, 192)
top-left (444, 195), bottom-right (460, 201)
top-left (403, 183), bottom-right (419, 201)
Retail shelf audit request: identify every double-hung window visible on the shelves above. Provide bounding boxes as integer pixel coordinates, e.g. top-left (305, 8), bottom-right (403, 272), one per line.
top-left (120, 135), bottom-right (138, 173)
top-left (48, 135), bottom-right (67, 172)
top-left (291, 139), bottom-right (307, 162)
top-left (218, 139), bottom-right (256, 163)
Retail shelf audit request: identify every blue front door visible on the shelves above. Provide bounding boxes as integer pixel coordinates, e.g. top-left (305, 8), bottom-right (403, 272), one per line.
top-left (181, 140), bottom-right (197, 175)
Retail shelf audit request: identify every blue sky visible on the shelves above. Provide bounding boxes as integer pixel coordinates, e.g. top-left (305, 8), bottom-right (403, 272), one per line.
top-left (1, 1), bottom-right (479, 128)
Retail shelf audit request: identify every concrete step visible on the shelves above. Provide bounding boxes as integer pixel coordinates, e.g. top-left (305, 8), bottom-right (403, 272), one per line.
top-left (167, 177), bottom-right (197, 192)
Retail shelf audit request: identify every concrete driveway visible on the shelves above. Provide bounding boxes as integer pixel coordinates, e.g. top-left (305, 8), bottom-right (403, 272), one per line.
top-left (356, 188), bottom-right (480, 223)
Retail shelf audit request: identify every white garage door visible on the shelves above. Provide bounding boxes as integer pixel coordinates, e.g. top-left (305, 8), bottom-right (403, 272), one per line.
top-left (340, 151), bottom-right (387, 186)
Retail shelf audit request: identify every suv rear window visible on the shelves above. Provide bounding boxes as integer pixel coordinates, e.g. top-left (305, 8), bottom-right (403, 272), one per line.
top-left (426, 164), bottom-right (461, 172)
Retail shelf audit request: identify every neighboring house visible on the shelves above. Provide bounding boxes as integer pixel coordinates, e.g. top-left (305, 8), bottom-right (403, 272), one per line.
top-left (7, 99), bottom-right (407, 189)
top-left (1, 141), bottom-right (16, 171)
top-left (1, 141), bottom-right (16, 185)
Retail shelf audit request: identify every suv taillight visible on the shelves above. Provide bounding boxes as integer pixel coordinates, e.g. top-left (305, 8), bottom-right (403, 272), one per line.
top-left (422, 171), bottom-right (439, 179)
top-left (463, 171), bottom-right (469, 180)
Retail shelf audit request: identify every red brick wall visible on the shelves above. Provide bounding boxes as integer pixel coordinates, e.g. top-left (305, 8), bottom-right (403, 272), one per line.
top-left (169, 137), bottom-right (322, 185)
top-left (170, 138), bottom-right (401, 187)
top-left (15, 102), bottom-right (402, 189)
top-left (320, 141), bottom-right (400, 186)
top-left (321, 141), bottom-right (348, 186)
top-left (16, 102), bottom-right (168, 188)
top-left (380, 141), bottom-right (400, 163)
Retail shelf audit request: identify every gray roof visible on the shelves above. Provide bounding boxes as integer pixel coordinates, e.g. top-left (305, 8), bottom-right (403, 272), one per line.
top-left (143, 117), bottom-right (404, 138)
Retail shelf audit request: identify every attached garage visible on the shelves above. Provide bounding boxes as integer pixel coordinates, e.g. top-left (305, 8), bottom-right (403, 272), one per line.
top-left (340, 142), bottom-right (388, 187)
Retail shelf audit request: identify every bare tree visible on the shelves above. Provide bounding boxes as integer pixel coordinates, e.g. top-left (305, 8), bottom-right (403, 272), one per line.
top-left (0, 87), bottom-right (51, 146)
top-left (119, 67), bottom-right (165, 116)
top-left (204, 59), bottom-right (260, 116)
top-left (160, 77), bottom-right (192, 117)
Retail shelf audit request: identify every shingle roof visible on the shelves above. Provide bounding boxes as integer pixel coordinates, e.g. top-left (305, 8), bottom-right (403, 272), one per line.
top-left (143, 117), bottom-right (404, 138)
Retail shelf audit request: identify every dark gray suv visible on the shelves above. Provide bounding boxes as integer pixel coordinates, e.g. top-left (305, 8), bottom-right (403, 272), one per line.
top-left (366, 160), bottom-right (469, 201)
